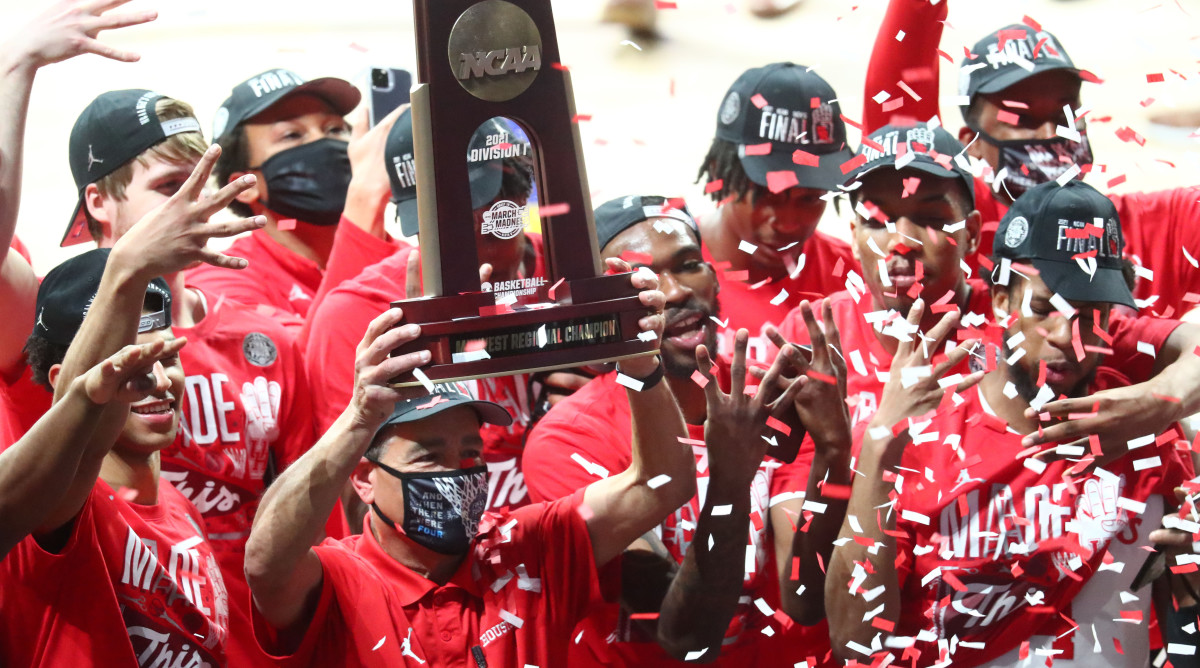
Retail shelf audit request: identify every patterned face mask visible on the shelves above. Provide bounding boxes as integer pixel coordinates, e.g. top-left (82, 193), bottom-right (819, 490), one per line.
top-left (971, 126), bottom-right (1094, 200)
top-left (370, 460), bottom-right (489, 555)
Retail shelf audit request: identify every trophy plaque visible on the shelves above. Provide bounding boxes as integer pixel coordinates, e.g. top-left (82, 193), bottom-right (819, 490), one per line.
top-left (389, 0), bottom-right (659, 386)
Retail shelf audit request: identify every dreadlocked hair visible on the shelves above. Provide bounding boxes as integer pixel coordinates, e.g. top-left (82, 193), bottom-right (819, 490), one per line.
top-left (696, 137), bottom-right (761, 205)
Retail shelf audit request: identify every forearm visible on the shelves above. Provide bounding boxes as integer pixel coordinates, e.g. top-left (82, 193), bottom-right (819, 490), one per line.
top-left (0, 51), bottom-right (36, 257)
top-left (1152, 326), bottom-right (1200, 418)
top-left (862, 0), bottom-right (947, 133)
top-left (783, 447), bottom-right (852, 625)
top-left (246, 407), bottom-right (375, 591)
top-left (627, 376), bottom-right (692, 489)
top-left (657, 475), bottom-right (752, 661)
top-left (826, 436), bottom-right (903, 660)
top-left (341, 179), bottom-right (389, 240)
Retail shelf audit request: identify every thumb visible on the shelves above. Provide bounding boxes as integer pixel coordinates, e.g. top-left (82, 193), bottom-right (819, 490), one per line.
top-left (349, 105), bottom-right (370, 141)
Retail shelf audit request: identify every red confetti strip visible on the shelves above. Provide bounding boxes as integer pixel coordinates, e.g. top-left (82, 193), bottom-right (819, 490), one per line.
top-left (820, 483), bottom-right (852, 500)
top-left (996, 29), bottom-right (1027, 51)
top-left (743, 142), bottom-right (772, 156)
top-left (765, 415), bottom-right (792, 436)
top-left (572, 114), bottom-right (592, 123)
top-left (1022, 15), bottom-right (1042, 31)
top-left (540, 202), bottom-right (570, 218)
top-left (860, 136), bottom-right (886, 153)
top-left (996, 110), bottom-right (1021, 125)
top-left (725, 270), bottom-right (749, 281)
top-left (806, 370), bottom-right (837, 385)
top-left (1147, 72), bottom-right (1165, 83)
top-left (548, 277), bottom-right (565, 300)
top-left (871, 617), bottom-right (895, 632)
top-left (551, 62), bottom-right (569, 71)
top-left (653, 0), bottom-right (676, 7)
top-left (839, 114), bottom-right (864, 131)
top-left (793, 149), bottom-right (820, 167)
top-left (690, 370), bottom-right (709, 388)
top-left (766, 170), bottom-right (799, 194)
top-left (840, 154), bottom-right (867, 175)
top-left (750, 93), bottom-right (768, 109)
top-left (277, 218), bottom-right (298, 231)
top-left (704, 179), bottom-right (724, 194)
top-left (832, 258), bottom-right (846, 278)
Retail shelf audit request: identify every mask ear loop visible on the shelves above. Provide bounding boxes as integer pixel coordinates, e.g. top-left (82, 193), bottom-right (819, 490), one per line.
top-left (366, 456), bottom-right (407, 531)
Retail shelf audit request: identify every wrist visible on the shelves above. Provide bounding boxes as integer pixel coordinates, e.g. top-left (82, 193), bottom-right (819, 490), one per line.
top-left (617, 355), bottom-right (662, 387)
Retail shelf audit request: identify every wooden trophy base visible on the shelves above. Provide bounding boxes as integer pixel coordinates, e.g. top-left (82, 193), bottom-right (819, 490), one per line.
top-left (389, 272), bottom-right (658, 386)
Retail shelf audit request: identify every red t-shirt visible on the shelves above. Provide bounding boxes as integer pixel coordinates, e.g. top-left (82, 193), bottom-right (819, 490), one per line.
top-left (778, 284), bottom-right (1180, 429)
top-left (187, 229), bottom-right (324, 325)
top-left (0, 363), bottom-right (52, 449)
top-left (303, 219), bottom-right (405, 349)
top-left (703, 232), bottom-right (856, 364)
top-left (252, 489), bottom-right (604, 667)
top-left (164, 287), bottom-right (320, 666)
top-left (303, 235), bottom-right (547, 512)
top-left (863, 0), bottom-right (1200, 317)
top-left (523, 365), bottom-right (805, 667)
top-left (879, 385), bottom-right (1186, 666)
top-left (0, 479), bottom-right (230, 666)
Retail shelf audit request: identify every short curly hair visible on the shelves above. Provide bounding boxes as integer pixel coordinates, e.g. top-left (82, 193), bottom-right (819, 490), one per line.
top-left (23, 335), bottom-right (69, 392)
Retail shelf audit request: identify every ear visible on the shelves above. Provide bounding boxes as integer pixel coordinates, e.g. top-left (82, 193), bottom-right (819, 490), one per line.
top-left (991, 281), bottom-right (1011, 319)
top-left (963, 209), bottom-right (983, 258)
top-left (83, 183), bottom-right (114, 238)
top-left (230, 170), bottom-right (261, 207)
top-left (959, 126), bottom-right (985, 161)
top-left (848, 216), bottom-right (863, 264)
top-left (47, 364), bottom-right (62, 392)
top-left (350, 458), bottom-right (377, 506)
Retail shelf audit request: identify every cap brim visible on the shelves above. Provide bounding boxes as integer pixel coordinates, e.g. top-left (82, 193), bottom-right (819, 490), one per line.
top-left (974, 64), bottom-right (1087, 97)
top-left (395, 197), bottom-right (420, 238)
top-left (61, 198), bottom-right (91, 247)
top-left (390, 396), bottom-right (514, 428)
top-left (845, 157), bottom-right (963, 188)
top-left (739, 145), bottom-right (855, 192)
top-left (1031, 259), bottom-right (1137, 310)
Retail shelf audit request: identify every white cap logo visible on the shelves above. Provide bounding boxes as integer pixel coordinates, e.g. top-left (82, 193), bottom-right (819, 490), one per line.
top-left (212, 107), bottom-right (230, 141)
top-left (1004, 216), bottom-right (1029, 248)
top-left (720, 92), bottom-right (741, 126)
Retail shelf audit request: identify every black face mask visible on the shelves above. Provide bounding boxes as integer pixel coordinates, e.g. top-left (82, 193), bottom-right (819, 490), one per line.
top-left (973, 127), bottom-right (1093, 200)
top-left (252, 138), bottom-right (350, 226)
top-left (369, 460), bottom-right (489, 555)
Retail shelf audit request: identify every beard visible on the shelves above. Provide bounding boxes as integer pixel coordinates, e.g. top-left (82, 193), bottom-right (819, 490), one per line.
top-left (1001, 342), bottom-right (1097, 405)
top-left (660, 298), bottom-right (721, 378)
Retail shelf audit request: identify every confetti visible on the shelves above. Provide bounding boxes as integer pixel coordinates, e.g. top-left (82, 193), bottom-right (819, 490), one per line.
top-left (571, 453), bottom-right (610, 479)
top-left (411, 367), bottom-right (435, 393)
top-left (743, 142), bottom-right (772, 156)
top-left (793, 149), bottom-right (819, 167)
top-left (540, 202), bottom-right (570, 218)
top-left (711, 504), bottom-right (733, 516)
top-left (766, 170), bottom-right (799, 194)
top-left (277, 218), bottom-right (297, 231)
top-left (738, 240), bottom-right (759, 254)
top-left (751, 93), bottom-right (768, 109)
top-left (704, 179), bottom-right (724, 194)
top-left (616, 373), bottom-right (645, 392)
top-left (498, 609), bottom-right (525, 629)
top-left (648, 474), bottom-right (672, 489)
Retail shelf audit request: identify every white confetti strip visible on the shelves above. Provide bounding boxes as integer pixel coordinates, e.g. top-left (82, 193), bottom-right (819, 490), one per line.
top-left (745, 545), bottom-right (756, 573)
top-left (1169, 644), bottom-right (1197, 656)
top-left (1185, 246), bottom-right (1199, 268)
top-left (1133, 456), bottom-right (1162, 471)
top-left (570, 453), bottom-right (609, 479)
top-left (411, 367), bottom-right (435, 393)
top-left (1128, 434), bottom-right (1155, 449)
top-left (1055, 444), bottom-right (1085, 457)
top-left (1049, 293), bottom-right (1076, 319)
top-left (615, 373), bottom-right (645, 392)
top-left (754, 598), bottom-right (774, 616)
top-left (637, 330), bottom-right (658, 342)
top-left (492, 570), bottom-right (515, 592)
top-left (452, 349), bottom-right (491, 363)
top-left (1137, 341), bottom-right (1156, 357)
top-left (770, 289), bottom-right (789, 306)
top-left (648, 474), bottom-right (672, 489)
top-left (738, 240), bottom-right (758, 254)
top-left (900, 510), bottom-right (930, 525)
top-left (685, 649), bottom-right (708, 661)
top-left (1023, 457), bottom-right (1048, 474)
top-left (499, 609), bottom-right (524, 628)
top-left (711, 504), bottom-right (732, 516)
top-left (1117, 498), bottom-right (1147, 514)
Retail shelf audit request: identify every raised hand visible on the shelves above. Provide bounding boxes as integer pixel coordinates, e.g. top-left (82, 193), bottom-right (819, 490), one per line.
top-left (869, 299), bottom-right (983, 432)
top-left (348, 307), bottom-right (433, 430)
top-left (11, 0), bottom-right (157, 69)
top-left (111, 144), bottom-right (266, 280)
top-left (696, 329), bottom-right (805, 485)
top-left (344, 103), bottom-right (409, 234)
top-left (608, 256), bottom-right (665, 378)
top-left (79, 336), bottom-right (187, 406)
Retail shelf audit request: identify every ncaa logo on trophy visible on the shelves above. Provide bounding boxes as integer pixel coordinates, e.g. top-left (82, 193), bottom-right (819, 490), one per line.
top-left (389, 0), bottom-right (659, 386)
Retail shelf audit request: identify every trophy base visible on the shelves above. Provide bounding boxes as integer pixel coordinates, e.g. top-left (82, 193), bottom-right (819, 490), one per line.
top-left (389, 273), bottom-right (659, 387)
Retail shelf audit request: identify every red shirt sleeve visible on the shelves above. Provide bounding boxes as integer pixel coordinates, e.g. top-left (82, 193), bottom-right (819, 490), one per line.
top-left (1111, 188), bottom-right (1200, 317)
top-left (518, 489), bottom-right (606, 623)
top-left (863, 0), bottom-right (948, 133)
top-left (522, 383), bottom-right (630, 504)
top-left (1105, 311), bottom-right (1181, 384)
top-left (251, 545), bottom-right (346, 664)
top-left (303, 220), bottom-right (403, 350)
top-left (0, 363), bottom-right (52, 450)
top-left (304, 290), bottom-right (376, 435)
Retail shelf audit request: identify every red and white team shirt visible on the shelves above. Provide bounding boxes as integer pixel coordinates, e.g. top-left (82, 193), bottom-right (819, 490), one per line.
top-left (862, 0), bottom-right (1200, 318)
top-left (0, 479), bottom-right (229, 666)
top-left (0, 363), bottom-right (52, 449)
top-left (188, 229), bottom-right (323, 326)
top-left (702, 232), bottom-right (856, 364)
top-left (881, 386), bottom-right (1187, 667)
top-left (778, 282), bottom-right (1181, 429)
top-left (524, 363), bottom-right (802, 667)
top-left (303, 235), bottom-right (548, 512)
top-left (164, 287), bottom-right (319, 665)
top-left (252, 489), bottom-right (605, 667)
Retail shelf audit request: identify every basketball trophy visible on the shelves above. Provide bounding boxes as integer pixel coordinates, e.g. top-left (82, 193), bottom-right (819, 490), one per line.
top-left (390, 0), bottom-right (659, 386)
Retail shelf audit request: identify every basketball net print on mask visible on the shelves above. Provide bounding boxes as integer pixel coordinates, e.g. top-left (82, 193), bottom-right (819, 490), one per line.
top-left (975, 128), bottom-right (1093, 200)
top-left (369, 459), bottom-right (490, 555)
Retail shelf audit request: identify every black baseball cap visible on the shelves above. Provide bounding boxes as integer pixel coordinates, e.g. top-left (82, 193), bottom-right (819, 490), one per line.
top-left (594, 195), bottom-right (700, 252)
top-left (714, 63), bottom-right (854, 191)
top-left (211, 68), bottom-right (360, 148)
top-left (64, 90), bottom-right (203, 248)
top-left (843, 123), bottom-right (975, 206)
top-left (34, 249), bottom-right (172, 347)
top-left (993, 180), bottom-right (1134, 309)
top-left (376, 382), bottom-right (512, 436)
top-left (958, 25), bottom-right (1096, 113)
top-left (386, 112), bottom-right (531, 237)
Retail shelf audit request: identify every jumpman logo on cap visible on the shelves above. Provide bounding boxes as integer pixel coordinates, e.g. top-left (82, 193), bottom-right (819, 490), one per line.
top-left (87, 145), bottom-right (104, 172)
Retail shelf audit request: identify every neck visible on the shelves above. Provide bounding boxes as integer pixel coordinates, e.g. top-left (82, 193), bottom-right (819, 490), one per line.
top-left (978, 361), bottom-right (1038, 433)
top-left (100, 449), bottom-right (161, 505)
top-left (166, 272), bottom-right (206, 328)
top-left (703, 206), bottom-right (805, 281)
top-left (259, 211), bottom-right (336, 268)
top-left (371, 513), bottom-right (463, 584)
top-left (872, 280), bottom-right (973, 357)
top-left (667, 373), bottom-right (708, 425)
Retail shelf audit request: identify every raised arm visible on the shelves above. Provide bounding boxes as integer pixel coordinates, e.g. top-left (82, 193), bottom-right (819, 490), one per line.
top-left (582, 259), bottom-right (695, 568)
top-left (7, 338), bottom-right (184, 553)
top-left (862, 0), bottom-right (948, 132)
top-left (0, 0), bottom-right (156, 374)
top-left (826, 302), bottom-right (980, 659)
top-left (656, 330), bottom-right (804, 662)
top-left (245, 308), bottom-right (428, 642)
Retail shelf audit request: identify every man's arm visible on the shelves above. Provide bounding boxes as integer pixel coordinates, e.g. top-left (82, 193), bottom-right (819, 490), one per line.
top-left (656, 331), bottom-right (805, 662)
top-left (0, 0), bottom-right (156, 375)
top-left (7, 338), bottom-right (184, 552)
top-left (245, 308), bottom-right (428, 642)
top-left (581, 260), bottom-right (695, 568)
top-left (862, 0), bottom-right (948, 133)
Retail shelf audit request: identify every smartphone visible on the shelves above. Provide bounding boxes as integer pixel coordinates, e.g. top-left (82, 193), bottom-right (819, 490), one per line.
top-left (367, 67), bottom-right (412, 127)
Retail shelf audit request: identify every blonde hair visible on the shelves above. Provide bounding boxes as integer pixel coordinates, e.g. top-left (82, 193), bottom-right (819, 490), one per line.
top-left (87, 97), bottom-right (207, 241)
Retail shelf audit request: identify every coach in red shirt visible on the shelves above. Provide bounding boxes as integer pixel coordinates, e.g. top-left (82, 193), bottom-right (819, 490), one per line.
top-left (244, 266), bottom-right (701, 667)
